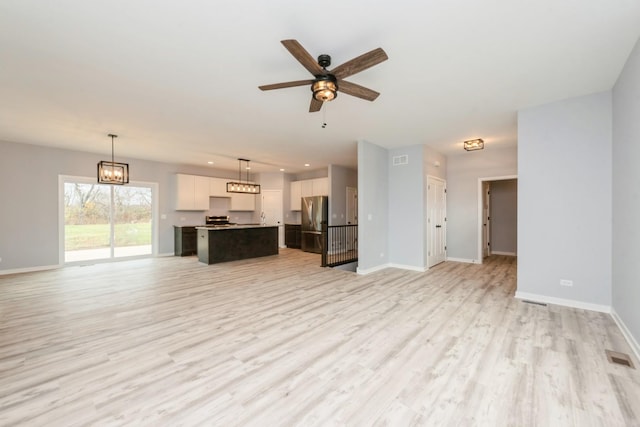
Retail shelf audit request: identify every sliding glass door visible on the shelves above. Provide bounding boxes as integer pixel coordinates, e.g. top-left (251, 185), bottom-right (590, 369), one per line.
top-left (63, 177), bottom-right (154, 263)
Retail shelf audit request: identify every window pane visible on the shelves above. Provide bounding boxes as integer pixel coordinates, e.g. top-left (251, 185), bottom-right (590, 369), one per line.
top-left (64, 182), bottom-right (111, 262)
top-left (113, 185), bottom-right (152, 257)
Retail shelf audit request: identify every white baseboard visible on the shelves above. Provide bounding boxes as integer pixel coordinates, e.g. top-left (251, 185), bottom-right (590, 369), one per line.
top-left (611, 308), bottom-right (640, 364)
top-left (357, 263), bottom-right (390, 275)
top-left (358, 263), bottom-right (427, 274)
top-left (388, 263), bottom-right (427, 272)
top-left (446, 257), bottom-right (479, 264)
top-left (0, 264), bottom-right (61, 276)
top-left (158, 252), bottom-right (175, 257)
top-left (490, 251), bottom-right (517, 256)
top-left (515, 291), bottom-right (611, 313)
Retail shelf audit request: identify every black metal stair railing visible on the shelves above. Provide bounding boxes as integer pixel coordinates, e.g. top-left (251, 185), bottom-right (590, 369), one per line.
top-left (321, 224), bottom-right (358, 267)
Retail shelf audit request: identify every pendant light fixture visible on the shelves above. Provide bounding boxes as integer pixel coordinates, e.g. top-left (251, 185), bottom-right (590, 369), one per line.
top-left (97, 134), bottom-right (129, 184)
top-left (227, 158), bottom-right (261, 194)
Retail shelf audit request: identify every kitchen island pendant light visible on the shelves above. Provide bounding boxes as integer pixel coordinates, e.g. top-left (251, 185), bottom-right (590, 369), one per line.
top-left (227, 158), bottom-right (261, 194)
top-left (97, 134), bottom-right (129, 185)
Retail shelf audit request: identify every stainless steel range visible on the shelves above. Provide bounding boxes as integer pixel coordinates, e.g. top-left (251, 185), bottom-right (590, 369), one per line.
top-left (205, 215), bottom-right (234, 226)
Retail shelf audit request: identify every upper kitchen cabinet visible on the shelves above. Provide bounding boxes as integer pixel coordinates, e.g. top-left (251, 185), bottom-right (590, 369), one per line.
top-left (175, 174), bottom-right (210, 210)
top-left (209, 177), bottom-right (228, 197)
top-left (312, 177), bottom-right (328, 196)
top-left (229, 193), bottom-right (255, 211)
top-left (290, 181), bottom-right (302, 211)
top-left (290, 177), bottom-right (328, 210)
top-left (300, 180), bottom-right (314, 198)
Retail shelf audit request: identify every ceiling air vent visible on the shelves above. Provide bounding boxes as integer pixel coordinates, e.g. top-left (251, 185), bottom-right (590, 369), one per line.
top-left (392, 155), bottom-right (408, 166)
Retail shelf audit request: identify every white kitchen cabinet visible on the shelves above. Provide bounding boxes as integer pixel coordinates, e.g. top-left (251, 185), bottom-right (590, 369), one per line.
top-left (175, 174), bottom-right (210, 210)
top-left (209, 177), bottom-right (228, 197)
top-left (290, 181), bottom-right (302, 211)
top-left (292, 177), bottom-right (328, 209)
top-left (312, 177), bottom-right (328, 196)
top-left (229, 192), bottom-right (256, 211)
top-left (300, 180), bottom-right (314, 198)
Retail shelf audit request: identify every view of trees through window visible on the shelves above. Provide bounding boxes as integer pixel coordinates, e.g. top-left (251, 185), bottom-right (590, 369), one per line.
top-left (64, 181), bottom-right (153, 262)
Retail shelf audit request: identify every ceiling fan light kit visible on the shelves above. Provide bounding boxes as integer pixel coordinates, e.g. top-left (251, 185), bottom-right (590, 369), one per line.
top-left (464, 138), bottom-right (484, 151)
top-left (312, 74), bottom-right (338, 102)
top-left (259, 39), bottom-right (387, 112)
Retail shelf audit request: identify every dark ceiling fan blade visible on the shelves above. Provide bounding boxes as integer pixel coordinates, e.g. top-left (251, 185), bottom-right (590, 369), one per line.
top-left (259, 79), bottom-right (315, 91)
top-left (281, 39), bottom-right (324, 76)
top-left (309, 97), bottom-right (323, 113)
top-left (331, 48), bottom-right (388, 80)
top-left (338, 80), bottom-right (380, 101)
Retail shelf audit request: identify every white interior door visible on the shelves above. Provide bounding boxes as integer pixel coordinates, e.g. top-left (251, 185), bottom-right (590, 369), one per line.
top-left (427, 176), bottom-right (447, 268)
top-left (346, 187), bottom-right (358, 251)
top-left (262, 190), bottom-right (284, 247)
top-left (346, 187), bottom-right (358, 225)
top-left (482, 182), bottom-right (491, 258)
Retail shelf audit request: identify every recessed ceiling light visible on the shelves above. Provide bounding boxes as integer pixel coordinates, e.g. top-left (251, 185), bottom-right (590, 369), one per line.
top-left (207, 161), bottom-right (214, 164)
top-left (280, 168), bottom-right (285, 172)
top-left (304, 163), bottom-right (310, 167)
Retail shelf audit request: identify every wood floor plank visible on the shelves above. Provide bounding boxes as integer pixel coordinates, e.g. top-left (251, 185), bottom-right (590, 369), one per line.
top-left (0, 251), bottom-right (638, 426)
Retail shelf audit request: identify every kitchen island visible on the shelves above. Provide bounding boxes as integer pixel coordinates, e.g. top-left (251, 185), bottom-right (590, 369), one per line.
top-left (196, 225), bottom-right (278, 264)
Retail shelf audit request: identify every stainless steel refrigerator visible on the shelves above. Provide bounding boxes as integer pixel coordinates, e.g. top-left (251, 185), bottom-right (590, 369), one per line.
top-left (301, 196), bottom-right (328, 253)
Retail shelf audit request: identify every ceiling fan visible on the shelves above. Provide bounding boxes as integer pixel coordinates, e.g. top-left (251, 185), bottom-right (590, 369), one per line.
top-left (259, 39), bottom-right (388, 112)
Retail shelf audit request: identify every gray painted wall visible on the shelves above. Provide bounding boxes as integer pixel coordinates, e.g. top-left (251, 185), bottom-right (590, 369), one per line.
top-left (0, 140), bottom-right (253, 271)
top-left (446, 147), bottom-right (517, 261)
top-left (517, 91), bottom-right (612, 307)
top-left (388, 145), bottom-right (425, 268)
top-left (357, 140), bottom-right (389, 271)
top-left (490, 179), bottom-right (517, 254)
top-left (612, 37), bottom-right (640, 346)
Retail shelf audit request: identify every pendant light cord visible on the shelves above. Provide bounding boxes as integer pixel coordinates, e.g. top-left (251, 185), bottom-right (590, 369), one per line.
top-left (108, 133), bottom-right (117, 163)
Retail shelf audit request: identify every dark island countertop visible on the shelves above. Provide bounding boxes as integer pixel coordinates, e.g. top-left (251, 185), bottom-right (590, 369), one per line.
top-left (195, 224), bottom-right (278, 231)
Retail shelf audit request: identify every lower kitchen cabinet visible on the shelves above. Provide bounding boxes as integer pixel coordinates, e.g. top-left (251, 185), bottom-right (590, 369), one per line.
top-left (174, 226), bottom-right (197, 256)
top-left (284, 224), bottom-right (301, 249)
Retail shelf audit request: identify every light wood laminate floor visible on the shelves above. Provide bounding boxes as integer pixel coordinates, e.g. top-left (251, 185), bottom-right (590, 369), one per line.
top-left (1, 251), bottom-right (638, 426)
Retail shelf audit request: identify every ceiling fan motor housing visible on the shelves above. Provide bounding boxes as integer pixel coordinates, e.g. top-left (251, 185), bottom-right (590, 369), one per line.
top-left (317, 54), bottom-right (331, 68)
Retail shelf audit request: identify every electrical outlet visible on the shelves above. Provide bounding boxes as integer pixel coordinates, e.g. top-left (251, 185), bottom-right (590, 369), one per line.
top-left (560, 279), bottom-right (573, 287)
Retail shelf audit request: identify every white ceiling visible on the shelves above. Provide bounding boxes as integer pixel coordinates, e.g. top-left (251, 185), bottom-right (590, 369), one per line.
top-left (1, 1), bottom-right (639, 174)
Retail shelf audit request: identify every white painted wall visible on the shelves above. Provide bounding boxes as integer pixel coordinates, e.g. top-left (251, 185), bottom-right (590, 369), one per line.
top-left (490, 179), bottom-right (517, 255)
top-left (612, 36), bottom-right (640, 351)
top-left (446, 147), bottom-right (517, 262)
top-left (517, 91), bottom-right (612, 309)
top-left (357, 140), bottom-right (389, 272)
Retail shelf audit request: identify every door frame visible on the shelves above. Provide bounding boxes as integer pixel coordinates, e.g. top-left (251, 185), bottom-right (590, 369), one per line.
top-left (477, 175), bottom-right (517, 264)
top-left (482, 181), bottom-right (491, 259)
